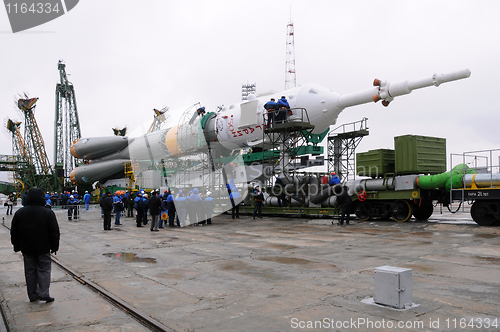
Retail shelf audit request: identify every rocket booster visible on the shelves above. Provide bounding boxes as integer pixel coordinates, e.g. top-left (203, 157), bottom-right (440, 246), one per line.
top-left (70, 69), bottom-right (471, 184)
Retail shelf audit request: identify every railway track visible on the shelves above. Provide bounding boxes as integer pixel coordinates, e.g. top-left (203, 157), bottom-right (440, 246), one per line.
top-left (1, 222), bottom-right (173, 332)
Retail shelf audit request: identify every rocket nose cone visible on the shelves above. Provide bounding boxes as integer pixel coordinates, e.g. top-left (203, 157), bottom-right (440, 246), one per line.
top-left (71, 139), bottom-right (82, 159)
top-left (296, 83), bottom-right (341, 135)
top-left (70, 168), bottom-right (77, 184)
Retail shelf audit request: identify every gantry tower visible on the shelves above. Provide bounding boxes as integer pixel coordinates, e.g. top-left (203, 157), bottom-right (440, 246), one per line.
top-left (54, 60), bottom-right (81, 182)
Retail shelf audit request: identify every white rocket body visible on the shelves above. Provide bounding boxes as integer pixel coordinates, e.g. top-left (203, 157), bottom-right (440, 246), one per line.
top-left (215, 83), bottom-right (340, 150)
top-left (70, 69), bottom-right (471, 184)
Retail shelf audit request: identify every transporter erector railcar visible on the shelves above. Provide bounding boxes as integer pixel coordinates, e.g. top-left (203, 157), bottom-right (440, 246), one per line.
top-left (351, 138), bottom-right (500, 226)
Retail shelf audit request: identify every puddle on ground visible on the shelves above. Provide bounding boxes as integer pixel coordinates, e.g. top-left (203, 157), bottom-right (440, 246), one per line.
top-left (103, 252), bottom-right (157, 264)
top-left (474, 256), bottom-right (500, 264)
top-left (259, 256), bottom-right (311, 265)
top-left (473, 234), bottom-right (498, 239)
top-left (257, 256), bottom-right (341, 271)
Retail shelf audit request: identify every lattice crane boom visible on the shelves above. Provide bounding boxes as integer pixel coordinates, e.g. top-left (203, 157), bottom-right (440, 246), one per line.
top-left (17, 96), bottom-right (52, 176)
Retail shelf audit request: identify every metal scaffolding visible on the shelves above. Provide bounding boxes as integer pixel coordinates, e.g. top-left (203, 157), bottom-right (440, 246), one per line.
top-left (327, 117), bottom-right (369, 182)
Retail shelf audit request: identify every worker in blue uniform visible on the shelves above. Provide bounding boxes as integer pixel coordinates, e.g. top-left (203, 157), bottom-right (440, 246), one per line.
top-left (204, 191), bottom-right (215, 225)
top-left (264, 98), bottom-right (278, 128)
top-left (329, 172), bottom-right (341, 186)
top-left (189, 106), bottom-right (206, 124)
top-left (276, 96), bottom-right (290, 124)
top-left (229, 188), bottom-right (241, 219)
top-left (134, 192), bottom-right (144, 227)
top-left (83, 191), bottom-right (91, 210)
top-left (188, 188), bottom-right (203, 225)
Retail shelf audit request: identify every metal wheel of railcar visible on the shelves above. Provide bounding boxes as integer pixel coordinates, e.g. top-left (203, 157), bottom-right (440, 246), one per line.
top-left (392, 200), bottom-right (412, 222)
top-left (470, 200), bottom-right (500, 226)
top-left (412, 201), bottom-right (434, 221)
top-left (354, 201), bottom-right (371, 221)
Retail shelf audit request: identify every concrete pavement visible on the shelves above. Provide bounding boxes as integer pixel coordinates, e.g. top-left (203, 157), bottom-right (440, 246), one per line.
top-left (0, 206), bottom-right (499, 331)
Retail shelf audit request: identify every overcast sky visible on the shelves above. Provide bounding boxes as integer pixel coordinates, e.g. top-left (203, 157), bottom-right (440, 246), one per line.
top-left (1, 0), bottom-right (499, 179)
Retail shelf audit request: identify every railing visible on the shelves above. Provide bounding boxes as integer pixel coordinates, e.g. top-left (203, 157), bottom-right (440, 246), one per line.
top-left (449, 148), bottom-right (500, 211)
top-left (262, 107), bottom-right (312, 126)
top-left (329, 117), bottom-right (368, 136)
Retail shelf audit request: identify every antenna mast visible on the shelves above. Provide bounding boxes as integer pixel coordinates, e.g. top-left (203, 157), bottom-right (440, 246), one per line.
top-left (285, 11), bottom-right (296, 90)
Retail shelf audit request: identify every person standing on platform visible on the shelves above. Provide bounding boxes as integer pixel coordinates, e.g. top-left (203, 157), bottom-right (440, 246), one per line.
top-left (149, 191), bottom-right (161, 232)
top-left (100, 192), bottom-right (113, 230)
top-left (253, 186), bottom-right (264, 219)
top-left (10, 187), bottom-right (60, 303)
top-left (276, 95), bottom-right (290, 124)
top-left (264, 98), bottom-right (278, 128)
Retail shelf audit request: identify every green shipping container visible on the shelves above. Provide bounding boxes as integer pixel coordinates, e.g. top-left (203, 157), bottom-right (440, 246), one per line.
top-left (357, 149), bottom-right (395, 178)
top-left (394, 135), bottom-right (446, 175)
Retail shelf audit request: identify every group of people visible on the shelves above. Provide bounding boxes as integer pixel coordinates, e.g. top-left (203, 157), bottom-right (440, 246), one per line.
top-left (4, 189), bottom-right (92, 220)
top-left (99, 188), bottom-right (216, 231)
top-left (39, 190), bottom-right (84, 208)
top-left (264, 96), bottom-right (290, 128)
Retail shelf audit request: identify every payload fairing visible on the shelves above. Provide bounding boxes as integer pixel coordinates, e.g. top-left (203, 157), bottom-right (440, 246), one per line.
top-left (70, 69), bottom-right (471, 185)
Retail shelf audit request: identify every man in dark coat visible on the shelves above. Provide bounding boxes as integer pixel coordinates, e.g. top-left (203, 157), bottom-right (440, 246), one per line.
top-left (10, 187), bottom-right (60, 303)
top-left (126, 191), bottom-right (135, 217)
top-left (99, 192), bottom-right (113, 230)
top-left (166, 190), bottom-right (178, 227)
top-left (148, 191), bottom-right (161, 231)
top-left (252, 186), bottom-right (264, 219)
top-left (335, 185), bottom-right (352, 226)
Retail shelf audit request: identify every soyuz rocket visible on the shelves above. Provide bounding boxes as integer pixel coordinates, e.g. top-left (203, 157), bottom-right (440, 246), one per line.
top-left (70, 69), bottom-right (471, 185)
